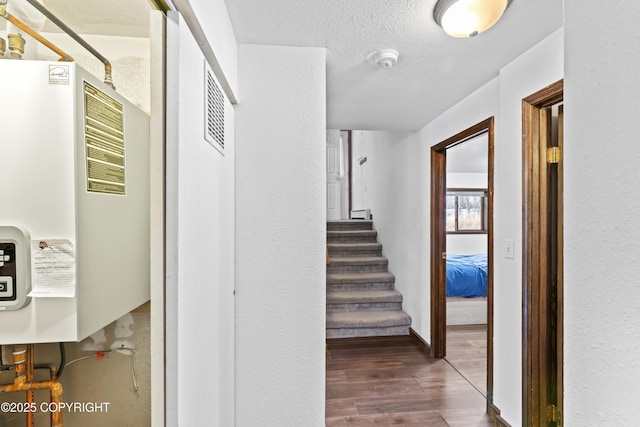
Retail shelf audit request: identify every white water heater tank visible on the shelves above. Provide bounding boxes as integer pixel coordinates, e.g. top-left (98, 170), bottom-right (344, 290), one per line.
top-left (0, 59), bottom-right (150, 344)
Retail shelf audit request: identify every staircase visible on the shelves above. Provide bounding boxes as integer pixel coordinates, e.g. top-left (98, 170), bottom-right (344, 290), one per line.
top-left (326, 220), bottom-right (411, 339)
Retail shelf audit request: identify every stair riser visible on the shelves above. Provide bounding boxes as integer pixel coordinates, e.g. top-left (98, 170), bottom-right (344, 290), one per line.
top-left (327, 302), bottom-right (403, 312)
top-left (326, 326), bottom-right (410, 339)
top-left (327, 222), bottom-right (373, 231)
top-left (327, 282), bottom-right (395, 291)
top-left (327, 263), bottom-right (388, 274)
top-left (328, 249), bottom-right (383, 257)
top-left (327, 235), bottom-right (378, 244)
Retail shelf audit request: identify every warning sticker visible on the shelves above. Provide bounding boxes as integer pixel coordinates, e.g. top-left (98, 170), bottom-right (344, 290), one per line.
top-left (84, 82), bottom-right (125, 195)
top-left (28, 240), bottom-right (75, 298)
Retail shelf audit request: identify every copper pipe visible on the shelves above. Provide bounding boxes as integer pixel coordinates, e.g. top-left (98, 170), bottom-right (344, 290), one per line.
top-left (24, 0), bottom-right (115, 90)
top-left (0, 6), bottom-right (73, 62)
top-left (26, 345), bottom-right (35, 427)
top-left (0, 345), bottom-right (64, 427)
top-left (13, 345), bottom-right (26, 383)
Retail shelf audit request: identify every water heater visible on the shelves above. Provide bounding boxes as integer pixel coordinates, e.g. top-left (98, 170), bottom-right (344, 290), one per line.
top-left (0, 59), bottom-right (150, 344)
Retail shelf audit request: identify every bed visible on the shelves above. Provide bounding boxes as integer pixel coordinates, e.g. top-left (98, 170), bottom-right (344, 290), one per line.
top-left (446, 253), bottom-right (487, 325)
top-left (446, 253), bottom-right (488, 298)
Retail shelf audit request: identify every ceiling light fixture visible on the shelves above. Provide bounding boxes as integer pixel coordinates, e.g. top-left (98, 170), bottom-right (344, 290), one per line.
top-left (433, 0), bottom-right (512, 38)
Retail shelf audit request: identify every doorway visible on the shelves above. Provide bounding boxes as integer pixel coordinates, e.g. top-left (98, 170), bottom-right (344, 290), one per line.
top-left (444, 133), bottom-right (490, 396)
top-left (522, 80), bottom-right (564, 426)
top-left (430, 118), bottom-right (494, 407)
top-left (326, 130), bottom-right (352, 220)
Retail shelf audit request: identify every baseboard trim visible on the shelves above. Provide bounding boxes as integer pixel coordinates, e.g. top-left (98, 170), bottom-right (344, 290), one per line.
top-left (409, 328), bottom-right (430, 351)
top-left (489, 403), bottom-right (512, 427)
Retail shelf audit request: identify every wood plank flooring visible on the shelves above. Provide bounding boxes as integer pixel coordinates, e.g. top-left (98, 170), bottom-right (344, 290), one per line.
top-left (326, 335), bottom-right (494, 426)
top-left (445, 324), bottom-right (488, 396)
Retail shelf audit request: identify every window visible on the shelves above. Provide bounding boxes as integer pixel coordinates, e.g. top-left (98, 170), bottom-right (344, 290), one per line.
top-left (446, 189), bottom-right (488, 233)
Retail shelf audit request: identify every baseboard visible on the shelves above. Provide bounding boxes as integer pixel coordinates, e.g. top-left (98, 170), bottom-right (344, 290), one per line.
top-left (489, 403), bottom-right (512, 427)
top-left (409, 328), bottom-right (430, 351)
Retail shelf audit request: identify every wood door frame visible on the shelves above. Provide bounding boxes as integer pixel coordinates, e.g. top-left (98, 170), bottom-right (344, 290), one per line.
top-left (430, 117), bottom-right (495, 407)
top-left (347, 130), bottom-right (353, 215)
top-left (522, 79), bottom-right (563, 426)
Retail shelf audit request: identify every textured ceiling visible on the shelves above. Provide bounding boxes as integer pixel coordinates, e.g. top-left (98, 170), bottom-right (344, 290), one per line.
top-left (42, 0), bottom-right (151, 37)
top-left (225, 0), bottom-right (563, 131)
top-left (0, 0), bottom-right (151, 38)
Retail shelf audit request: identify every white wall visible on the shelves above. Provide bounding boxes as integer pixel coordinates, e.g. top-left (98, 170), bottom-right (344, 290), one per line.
top-left (564, 1), bottom-right (640, 424)
top-left (235, 44), bottom-right (326, 427)
top-left (447, 172), bottom-right (487, 188)
top-left (447, 235), bottom-right (487, 255)
top-left (165, 13), bottom-right (236, 427)
top-left (354, 29), bottom-right (564, 425)
top-left (349, 130), bottom-right (430, 339)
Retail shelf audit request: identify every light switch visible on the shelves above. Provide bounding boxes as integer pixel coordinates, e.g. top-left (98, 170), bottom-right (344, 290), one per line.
top-left (504, 239), bottom-right (515, 259)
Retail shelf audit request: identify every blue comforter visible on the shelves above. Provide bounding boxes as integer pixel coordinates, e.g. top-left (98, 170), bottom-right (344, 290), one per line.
top-left (446, 254), bottom-right (488, 298)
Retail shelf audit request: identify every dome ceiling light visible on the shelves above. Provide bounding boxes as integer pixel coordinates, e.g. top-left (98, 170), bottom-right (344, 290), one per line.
top-left (433, 0), bottom-right (512, 38)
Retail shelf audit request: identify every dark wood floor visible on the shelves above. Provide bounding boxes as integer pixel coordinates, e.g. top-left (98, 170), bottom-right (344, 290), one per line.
top-left (326, 335), bottom-right (494, 426)
top-left (446, 324), bottom-right (488, 396)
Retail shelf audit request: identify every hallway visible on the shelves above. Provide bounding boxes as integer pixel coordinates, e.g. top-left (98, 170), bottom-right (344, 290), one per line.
top-left (326, 336), bottom-right (493, 426)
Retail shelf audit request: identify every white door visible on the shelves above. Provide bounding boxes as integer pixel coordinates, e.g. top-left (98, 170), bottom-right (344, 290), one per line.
top-left (326, 130), bottom-right (342, 220)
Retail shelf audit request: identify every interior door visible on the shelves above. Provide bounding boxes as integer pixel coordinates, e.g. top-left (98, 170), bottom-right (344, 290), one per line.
top-left (544, 104), bottom-right (563, 426)
top-left (326, 130), bottom-right (342, 220)
top-left (522, 80), bottom-right (563, 426)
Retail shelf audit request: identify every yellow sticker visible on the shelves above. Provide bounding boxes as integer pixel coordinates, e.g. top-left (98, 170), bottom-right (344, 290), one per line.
top-left (84, 82), bottom-right (125, 195)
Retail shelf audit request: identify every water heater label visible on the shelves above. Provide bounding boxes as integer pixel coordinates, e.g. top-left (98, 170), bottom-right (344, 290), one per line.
top-left (49, 65), bottom-right (70, 85)
top-left (83, 82), bottom-right (126, 195)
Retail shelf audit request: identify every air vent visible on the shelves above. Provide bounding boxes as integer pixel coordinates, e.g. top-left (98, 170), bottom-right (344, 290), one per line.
top-left (204, 60), bottom-right (225, 154)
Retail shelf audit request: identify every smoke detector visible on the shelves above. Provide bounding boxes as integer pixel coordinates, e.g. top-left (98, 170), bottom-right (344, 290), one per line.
top-left (372, 49), bottom-right (399, 69)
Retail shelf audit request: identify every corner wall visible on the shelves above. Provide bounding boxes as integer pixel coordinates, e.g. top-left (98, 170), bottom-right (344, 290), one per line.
top-left (165, 12), bottom-right (236, 427)
top-left (564, 1), bottom-right (640, 424)
top-left (235, 44), bottom-right (327, 426)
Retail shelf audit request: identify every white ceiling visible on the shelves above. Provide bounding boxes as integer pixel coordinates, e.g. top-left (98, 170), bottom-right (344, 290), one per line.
top-left (0, 0), bottom-right (151, 38)
top-left (42, 0), bottom-right (151, 37)
top-left (225, 0), bottom-right (563, 131)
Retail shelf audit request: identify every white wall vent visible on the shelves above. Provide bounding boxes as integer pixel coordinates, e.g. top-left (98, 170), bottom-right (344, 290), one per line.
top-left (204, 60), bottom-right (225, 154)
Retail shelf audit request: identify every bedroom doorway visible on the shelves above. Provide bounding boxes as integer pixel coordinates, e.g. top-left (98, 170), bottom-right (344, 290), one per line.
top-left (430, 118), bottom-right (494, 407)
top-left (522, 80), bottom-right (564, 426)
